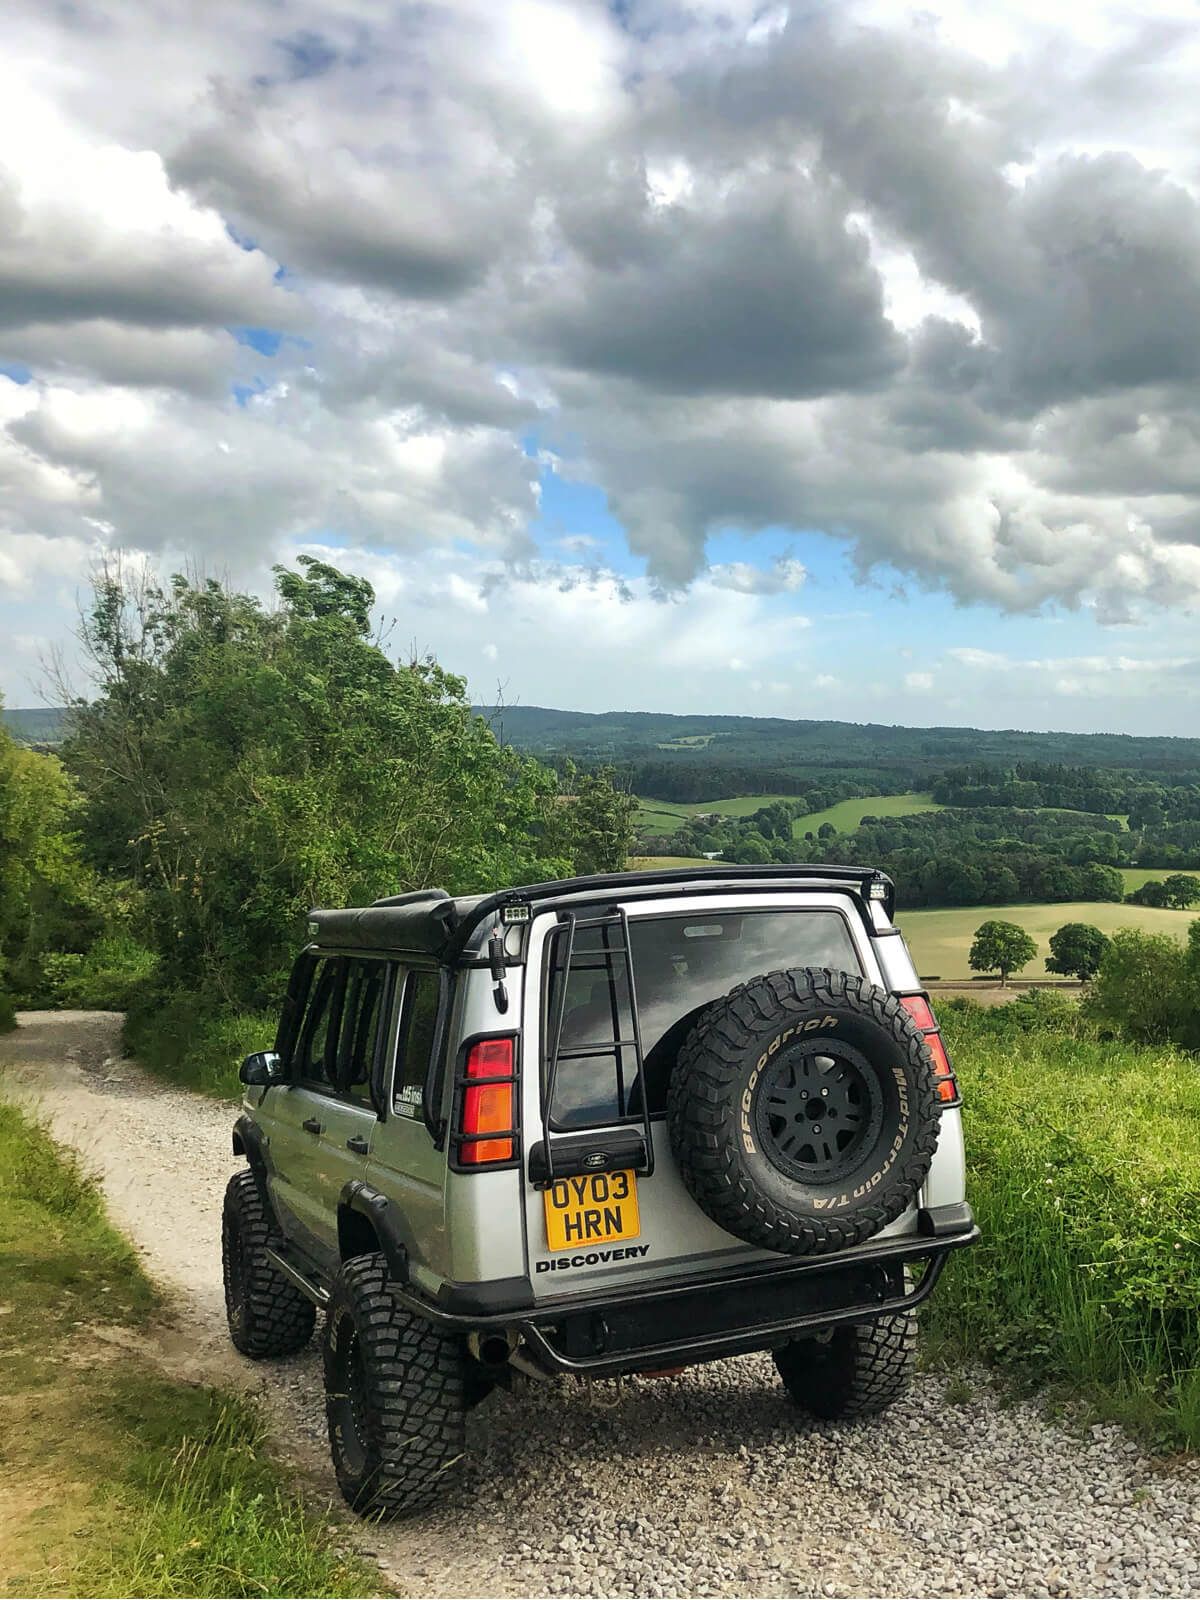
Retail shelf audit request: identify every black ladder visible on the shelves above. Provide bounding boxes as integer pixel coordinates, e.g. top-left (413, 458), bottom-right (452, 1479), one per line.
top-left (541, 907), bottom-right (654, 1186)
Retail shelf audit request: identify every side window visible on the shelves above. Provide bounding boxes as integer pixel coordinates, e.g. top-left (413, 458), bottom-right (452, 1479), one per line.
top-left (295, 958), bottom-right (345, 1089)
top-left (392, 970), bottom-right (441, 1120)
top-left (336, 960), bottom-right (388, 1103)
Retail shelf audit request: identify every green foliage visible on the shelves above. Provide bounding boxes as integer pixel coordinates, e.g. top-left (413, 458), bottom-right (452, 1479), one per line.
top-left (926, 1004), bottom-right (1200, 1449)
top-left (34, 935), bottom-right (159, 1010)
top-left (1083, 924), bottom-right (1200, 1048)
top-left (1163, 873), bottom-right (1200, 908)
top-left (123, 990), bottom-right (279, 1098)
top-left (73, 1391), bottom-right (375, 1599)
top-left (0, 989), bottom-right (14, 1032)
top-left (0, 1100), bottom-right (374, 1599)
top-left (968, 919), bottom-right (1038, 983)
top-left (0, 1099), bottom-right (158, 1328)
top-left (0, 697), bottom-right (105, 1002)
top-left (1046, 923), bottom-right (1110, 981)
top-left (64, 557), bottom-right (625, 1012)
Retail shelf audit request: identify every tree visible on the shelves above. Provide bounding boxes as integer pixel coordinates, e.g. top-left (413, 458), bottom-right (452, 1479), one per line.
top-left (1163, 873), bottom-right (1200, 909)
top-left (1083, 928), bottom-right (1189, 1045)
top-left (1127, 880), bottom-right (1169, 907)
top-left (63, 557), bottom-right (623, 1008)
top-left (968, 920), bottom-right (1038, 985)
top-left (1046, 923), bottom-right (1110, 981)
top-left (817, 821), bottom-right (837, 840)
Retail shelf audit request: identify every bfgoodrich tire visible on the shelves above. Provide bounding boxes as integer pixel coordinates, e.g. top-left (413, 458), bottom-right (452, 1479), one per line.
top-left (774, 1311), bottom-right (918, 1419)
top-left (323, 1252), bottom-right (467, 1517)
top-left (667, 967), bottom-right (941, 1257)
top-left (221, 1169), bottom-right (316, 1358)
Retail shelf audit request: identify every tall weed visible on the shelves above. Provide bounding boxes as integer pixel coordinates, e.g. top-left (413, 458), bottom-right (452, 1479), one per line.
top-left (930, 998), bottom-right (1200, 1446)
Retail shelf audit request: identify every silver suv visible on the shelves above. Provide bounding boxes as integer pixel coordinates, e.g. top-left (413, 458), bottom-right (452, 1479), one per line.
top-left (222, 866), bottom-right (976, 1516)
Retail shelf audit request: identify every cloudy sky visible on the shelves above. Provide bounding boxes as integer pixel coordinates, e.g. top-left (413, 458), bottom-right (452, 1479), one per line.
top-left (4, 0), bottom-right (1200, 734)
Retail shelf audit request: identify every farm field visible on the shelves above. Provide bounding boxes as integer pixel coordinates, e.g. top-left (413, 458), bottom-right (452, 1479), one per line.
top-left (898, 900), bottom-right (1198, 979)
top-left (635, 790), bottom-right (942, 834)
top-left (1119, 867), bottom-right (1190, 892)
top-left (627, 854), bottom-right (711, 870)
top-left (791, 792), bottom-right (943, 836)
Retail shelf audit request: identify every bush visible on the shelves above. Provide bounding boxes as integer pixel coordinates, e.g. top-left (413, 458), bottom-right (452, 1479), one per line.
top-left (1082, 926), bottom-right (1197, 1047)
top-left (27, 936), bottom-right (159, 1011)
top-left (0, 988), bottom-right (16, 1033)
top-left (929, 1003), bottom-right (1200, 1447)
top-left (124, 988), bottom-right (277, 1098)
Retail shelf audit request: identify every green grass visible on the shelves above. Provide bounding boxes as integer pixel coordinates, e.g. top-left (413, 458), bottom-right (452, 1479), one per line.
top-left (123, 989), bottom-right (277, 1099)
top-left (634, 793), bottom-right (809, 830)
top-left (627, 854), bottom-right (713, 870)
top-left (899, 900), bottom-right (1197, 979)
top-left (926, 997), bottom-right (1200, 1449)
top-left (791, 792), bottom-right (944, 837)
top-left (1120, 867), bottom-right (1183, 892)
top-left (0, 1098), bottom-right (377, 1598)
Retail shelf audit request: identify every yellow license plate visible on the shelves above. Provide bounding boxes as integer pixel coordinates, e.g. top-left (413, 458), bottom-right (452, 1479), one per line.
top-left (543, 1169), bottom-right (641, 1252)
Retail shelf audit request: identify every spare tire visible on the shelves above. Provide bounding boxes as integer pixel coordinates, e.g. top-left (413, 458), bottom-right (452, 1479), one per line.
top-left (666, 967), bottom-right (941, 1257)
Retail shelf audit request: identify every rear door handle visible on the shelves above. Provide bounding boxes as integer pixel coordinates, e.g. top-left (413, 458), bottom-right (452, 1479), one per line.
top-left (346, 1136), bottom-right (369, 1154)
top-left (302, 1117), bottom-right (322, 1135)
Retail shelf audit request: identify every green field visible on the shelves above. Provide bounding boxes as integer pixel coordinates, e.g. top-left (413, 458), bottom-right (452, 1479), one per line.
top-left (792, 792), bottom-right (943, 837)
top-left (1119, 867), bottom-right (1188, 892)
top-left (634, 793), bottom-right (809, 830)
top-left (635, 790), bottom-right (941, 834)
top-left (627, 854), bottom-right (711, 870)
top-left (899, 900), bottom-right (1198, 979)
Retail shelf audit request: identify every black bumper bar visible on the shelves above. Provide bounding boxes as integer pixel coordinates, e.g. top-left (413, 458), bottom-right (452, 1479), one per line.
top-left (391, 1215), bottom-right (978, 1378)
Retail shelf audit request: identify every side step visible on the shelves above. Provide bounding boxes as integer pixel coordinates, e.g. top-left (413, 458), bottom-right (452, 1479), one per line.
top-left (265, 1245), bottom-right (329, 1308)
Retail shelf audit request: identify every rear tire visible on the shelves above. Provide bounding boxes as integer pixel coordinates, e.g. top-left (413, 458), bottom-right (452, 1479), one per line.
top-left (323, 1252), bottom-right (467, 1517)
top-left (221, 1169), bottom-right (316, 1358)
top-left (773, 1312), bottom-right (917, 1420)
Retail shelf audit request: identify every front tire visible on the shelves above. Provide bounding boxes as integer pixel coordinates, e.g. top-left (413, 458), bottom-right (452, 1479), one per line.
top-left (323, 1252), bottom-right (467, 1517)
top-left (774, 1311), bottom-right (917, 1420)
top-left (221, 1169), bottom-right (316, 1358)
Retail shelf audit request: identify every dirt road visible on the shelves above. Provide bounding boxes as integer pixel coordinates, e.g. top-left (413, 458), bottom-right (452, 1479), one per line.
top-left (5, 1011), bottom-right (1200, 1599)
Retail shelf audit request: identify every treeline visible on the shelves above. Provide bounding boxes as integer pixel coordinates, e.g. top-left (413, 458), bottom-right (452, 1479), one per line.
top-left (0, 559), bottom-right (635, 1045)
top-left (646, 803), bottom-right (1163, 909)
top-left (482, 706), bottom-right (1200, 786)
top-left (932, 761), bottom-right (1200, 829)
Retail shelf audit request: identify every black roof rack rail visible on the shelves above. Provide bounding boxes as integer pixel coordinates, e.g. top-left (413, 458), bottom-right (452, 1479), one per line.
top-left (447, 864), bottom-right (895, 956)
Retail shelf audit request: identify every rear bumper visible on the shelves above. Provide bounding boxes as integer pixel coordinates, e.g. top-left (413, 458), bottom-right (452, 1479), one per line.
top-left (394, 1204), bottom-right (978, 1377)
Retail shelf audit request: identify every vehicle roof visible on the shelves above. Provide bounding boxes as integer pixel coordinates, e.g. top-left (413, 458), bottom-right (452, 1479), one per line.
top-left (308, 864), bottom-right (895, 959)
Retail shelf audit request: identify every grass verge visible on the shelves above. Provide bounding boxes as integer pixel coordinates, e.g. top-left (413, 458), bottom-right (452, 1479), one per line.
top-left (925, 993), bottom-right (1200, 1450)
top-left (123, 988), bottom-right (277, 1098)
top-left (0, 1099), bottom-right (377, 1598)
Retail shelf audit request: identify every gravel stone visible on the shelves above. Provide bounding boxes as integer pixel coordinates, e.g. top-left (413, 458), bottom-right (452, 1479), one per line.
top-left (5, 1010), bottom-right (1200, 1597)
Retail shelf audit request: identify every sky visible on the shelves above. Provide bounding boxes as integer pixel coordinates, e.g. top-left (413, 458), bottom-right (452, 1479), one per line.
top-left (3, 0), bottom-right (1200, 735)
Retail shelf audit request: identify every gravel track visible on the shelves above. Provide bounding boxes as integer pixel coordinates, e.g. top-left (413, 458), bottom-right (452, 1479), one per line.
top-left (5, 1011), bottom-right (1200, 1598)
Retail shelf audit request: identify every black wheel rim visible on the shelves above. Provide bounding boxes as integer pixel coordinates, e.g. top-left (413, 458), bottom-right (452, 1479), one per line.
top-left (754, 1039), bottom-right (884, 1184)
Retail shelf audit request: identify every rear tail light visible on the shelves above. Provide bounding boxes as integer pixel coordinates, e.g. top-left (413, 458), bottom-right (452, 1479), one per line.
top-left (457, 1037), bottom-right (517, 1166)
top-left (900, 995), bottom-right (960, 1107)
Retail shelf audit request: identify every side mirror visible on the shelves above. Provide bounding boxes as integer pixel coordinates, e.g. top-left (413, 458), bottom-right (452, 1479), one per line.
top-left (240, 1050), bottom-right (284, 1086)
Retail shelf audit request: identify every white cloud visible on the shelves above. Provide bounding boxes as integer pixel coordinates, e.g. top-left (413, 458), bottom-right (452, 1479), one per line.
top-left (905, 671), bottom-right (935, 690)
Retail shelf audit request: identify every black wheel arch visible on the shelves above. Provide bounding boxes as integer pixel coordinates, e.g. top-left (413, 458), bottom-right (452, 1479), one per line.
top-left (337, 1180), bottom-right (412, 1285)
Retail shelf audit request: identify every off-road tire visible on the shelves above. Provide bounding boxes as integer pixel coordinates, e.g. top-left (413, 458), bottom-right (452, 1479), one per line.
top-left (667, 967), bottom-right (941, 1256)
top-left (221, 1169), bottom-right (316, 1358)
top-left (323, 1252), bottom-right (467, 1517)
top-left (773, 1311), bottom-right (918, 1419)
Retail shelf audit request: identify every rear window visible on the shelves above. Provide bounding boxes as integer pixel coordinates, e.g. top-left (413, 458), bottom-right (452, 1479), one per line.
top-left (544, 909), bottom-right (861, 1129)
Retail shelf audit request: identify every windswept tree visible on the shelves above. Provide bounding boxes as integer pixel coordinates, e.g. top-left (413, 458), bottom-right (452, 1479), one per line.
top-left (63, 557), bottom-right (629, 1008)
top-left (968, 920), bottom-right (1038, 986)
